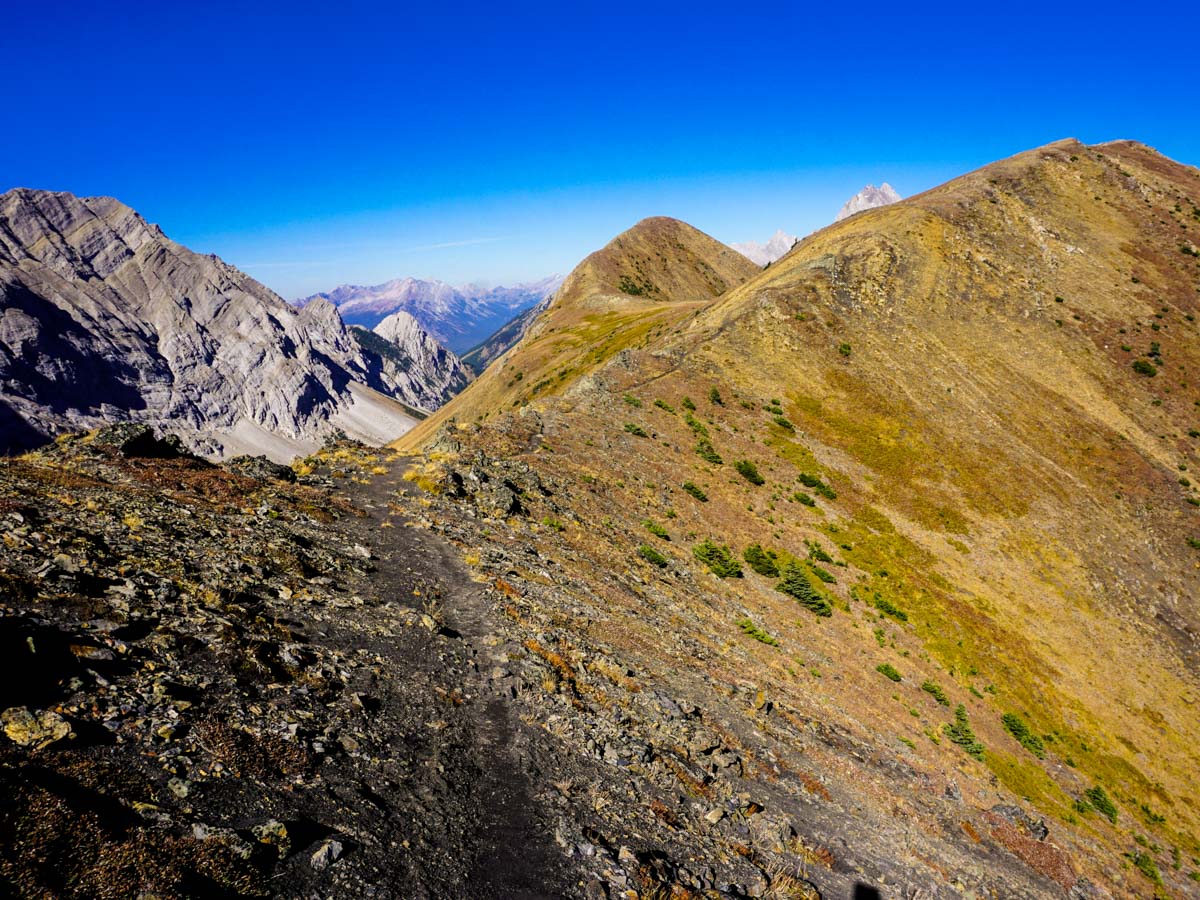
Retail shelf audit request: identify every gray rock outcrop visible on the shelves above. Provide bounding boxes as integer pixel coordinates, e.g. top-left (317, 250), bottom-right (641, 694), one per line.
top-left (0, 188), bottom-right (420, 460)
top-left (350, 310), bottom-right (472, 411)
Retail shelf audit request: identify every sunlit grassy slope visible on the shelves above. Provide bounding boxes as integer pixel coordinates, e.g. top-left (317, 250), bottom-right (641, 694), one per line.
top-left (399, 216), bottom-right (760, 444)
top-left (399, 139), bottom-right (1200, 894)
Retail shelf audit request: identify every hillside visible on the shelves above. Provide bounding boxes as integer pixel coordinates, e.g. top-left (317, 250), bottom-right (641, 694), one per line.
top-left (394, 139), bottom-right (1200, 897)
top-left (459, 293), bottom-right (553, 374)
top-left (401, 216), bottom-right (760, 443)
top-left (0, 189), bottom-right (421, 460)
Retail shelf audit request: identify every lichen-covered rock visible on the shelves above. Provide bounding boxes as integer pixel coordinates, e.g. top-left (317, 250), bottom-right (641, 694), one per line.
top-left (1, 706), bottom-right (70, 749)
top-left (225, 454), bottom-right (297, 483)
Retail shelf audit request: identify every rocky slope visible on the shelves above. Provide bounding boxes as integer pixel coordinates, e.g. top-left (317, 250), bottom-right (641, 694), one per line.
top-left (297, 274), bottom-right (563, 353)
top-left (396, 140), bottom-right (1200, 898)
top-left (732, 229), bottom-right (798, 267)
top-left (0, 430), bottom-right (589, 898)
top-left (834, 182), bottom-right (901, 220)
top-left (0, 189), bottom-right (420, 460)
top-left (350, 310), bottom-right (472, 411)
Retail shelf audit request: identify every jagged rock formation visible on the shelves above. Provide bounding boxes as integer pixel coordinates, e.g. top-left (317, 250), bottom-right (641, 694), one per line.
top-left (298, 274), bottom-right (563, 352)
top-left (834, 181), bottom-right (901, 220)
top-left (731, 229), bottom-right (797, 266)
top-left (350, 310), bottom-right (472, 411)
top-left (0, 188), bottom-right (419, 460)
top-left (397, 140), bottom-right (1200, 898)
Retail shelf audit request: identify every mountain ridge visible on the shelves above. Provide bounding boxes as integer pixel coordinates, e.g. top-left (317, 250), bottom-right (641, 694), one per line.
top-left (393, 138), bottom-right (1200, 897)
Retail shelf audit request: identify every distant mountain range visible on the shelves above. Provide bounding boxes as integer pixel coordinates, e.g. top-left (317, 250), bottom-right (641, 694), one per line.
top-left (0, 189), bottom-right (468, 460)
top-left (731, 229), bottom-right (797, 267)
top-left (296, 275), bottom-right (563, 354)
top-left (734, 183), bottom-right (903, 266)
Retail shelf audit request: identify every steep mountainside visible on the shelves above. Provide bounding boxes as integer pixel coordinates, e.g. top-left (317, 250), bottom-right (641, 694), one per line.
top-left (460, 293), bottom-right (553, 375)
top-left (732, 229), bottom-right (797, 266)
top-left (0, 189), bottom-right (420, 460)
top-left (395, 140), bottom-right (1200, 898)
top-left (350, 310), bottom-right (472, 411)
top-left (403, 216), bottom-right (760, 440)
top-left (835, 182), bottom-right (901, 220)
top-left (297, 274), bottom-right (562, 352)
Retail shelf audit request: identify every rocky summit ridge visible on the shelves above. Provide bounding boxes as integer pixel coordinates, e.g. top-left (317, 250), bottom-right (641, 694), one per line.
top-left (351, 310), bottom-right (473, 411)
top-left (732, 229), bottom-right (798, 267)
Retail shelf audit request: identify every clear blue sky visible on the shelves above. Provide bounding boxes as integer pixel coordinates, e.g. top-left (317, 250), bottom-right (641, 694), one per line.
top-left (5, 1), bottom-right (1197, 298)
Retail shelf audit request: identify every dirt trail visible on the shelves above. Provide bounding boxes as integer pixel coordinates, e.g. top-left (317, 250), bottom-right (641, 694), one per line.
top-left (329, 460), bottom-right (576, 899)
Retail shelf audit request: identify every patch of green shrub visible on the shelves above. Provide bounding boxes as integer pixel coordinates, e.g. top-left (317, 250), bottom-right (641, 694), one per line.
top-left (681, 396), bottom-right (696, 411)
top-left (777, 562), bottom-right (832, 616)
top-left (1133, 359), bottom-right (1158, 377)
top-left (1085, 785), bottom-right (1118, 823)
top-left (737, 618), bottom-right (779, 646)
top-left (638, 544), bottom-right (668, 567)
top-left (542, 517), bottom-right (564, 532)
top-left (1001, 712), bottom-right (1046, 758)
top-left (873, 594), bottom-right (908, 622)
top-left (838, 343), bottom-right (852, 357)
top-left (693, 540), bottom-right (742, 577)
top-left (808, 563), bottom-right (837, 584)
top-left (695, 439), bottom-right (723, 464)
top-left (623, 394), bottom-right (643, 408)
top-left (798, 472), bottom-right (836, 499)
top-left (773, 415), bottom-right (795, 431)
top-left (684, 413), bottom-right (709, 438)
top-left (682, 481), bottom-right (708, 502)
top-left (922, 680), bottom-right (949, 706)
top-left (1128, 850), bottom-right (1163, 887)
top-left (743, 543), bottom-right (779, 577)
top-left (653, 399), bottom-right (675, 413)
top-left (806, 540), bottom-right (833, 563)
top-left (644, 520), bottom-right (670, 540)
top-left (624, 422), bottom-right (648, 437)
top-left (708, 387), bottom-right (723, 405)
top-left (943, 704), bottom-right (985, 759)
top-left (735, 460), bottom-right (765, 485)
top-left (618, 274), bottom-right (651, 296)
top-left (793, 491), bottom-right (816, 507)
top-left (876, 663), bottom-right (902, 682)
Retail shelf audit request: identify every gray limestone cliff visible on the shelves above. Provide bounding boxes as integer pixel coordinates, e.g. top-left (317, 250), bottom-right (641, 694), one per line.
top-left (0, 188), bottom-right (421, 460)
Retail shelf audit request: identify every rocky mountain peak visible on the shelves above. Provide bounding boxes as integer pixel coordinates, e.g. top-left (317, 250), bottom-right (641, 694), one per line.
top-left (732, 229), bottom-right (798, 266)
top-left (834, 182), bottom-right (902, 221)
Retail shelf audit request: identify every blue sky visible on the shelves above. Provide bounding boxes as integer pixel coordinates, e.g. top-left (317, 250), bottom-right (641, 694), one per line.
top-left (5, 1), bottom-right (1197, 298)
